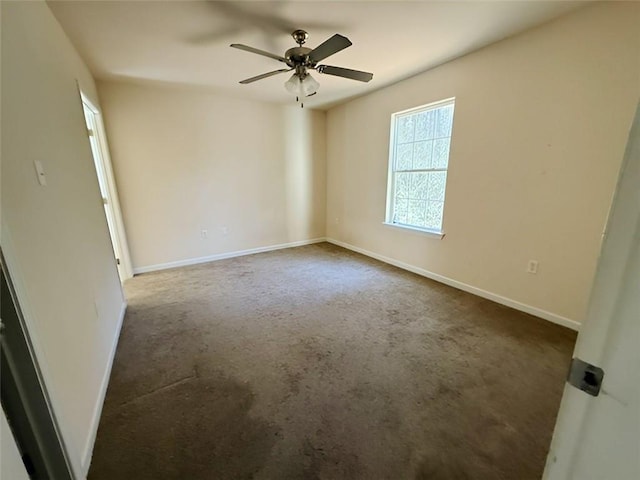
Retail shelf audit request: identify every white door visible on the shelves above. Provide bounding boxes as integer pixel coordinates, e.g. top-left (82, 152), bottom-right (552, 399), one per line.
top-left (543, 104), bottom-right (640, 479)
top-left (81, 95), bottom-right (133, 281)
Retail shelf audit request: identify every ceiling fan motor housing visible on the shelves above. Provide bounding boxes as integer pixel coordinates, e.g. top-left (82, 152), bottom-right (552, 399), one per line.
top-left (285, 46), bottom-right (314, 69)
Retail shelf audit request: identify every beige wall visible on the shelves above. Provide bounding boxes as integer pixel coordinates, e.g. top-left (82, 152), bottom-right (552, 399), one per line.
top-left (1, 1), bottom-right (125, 477)
top-left (326, 2), bottom-right (640, 324)
top-left (97, 81), bottom-right (326, 270)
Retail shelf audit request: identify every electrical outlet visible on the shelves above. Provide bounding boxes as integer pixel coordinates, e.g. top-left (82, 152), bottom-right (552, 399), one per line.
top-left (201, 230), bottom-right (208, 239)
top-left (527, 260), bottom-right (539, 274)
top-left (221, 226), bottom-right (228, 235)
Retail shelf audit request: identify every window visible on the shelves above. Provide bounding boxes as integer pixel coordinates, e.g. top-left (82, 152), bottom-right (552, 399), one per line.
top-left (385, 98), bottom-right (455, 235)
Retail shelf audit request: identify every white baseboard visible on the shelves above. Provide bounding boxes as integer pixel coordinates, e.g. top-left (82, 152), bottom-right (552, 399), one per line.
top-left (81, 300), bottom-right (127, 476)
top-left (326, 237), bottom-right (580, 331)
top-left (133, 238), bottom-right (326, 274)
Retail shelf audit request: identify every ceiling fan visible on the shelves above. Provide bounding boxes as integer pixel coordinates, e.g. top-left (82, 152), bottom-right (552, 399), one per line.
top-left (230, 30), bottom-right (373, 104)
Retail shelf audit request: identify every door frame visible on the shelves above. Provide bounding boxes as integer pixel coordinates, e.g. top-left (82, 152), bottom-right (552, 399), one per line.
top-left (80, 90), bottom-right (133, 281)
top-left (1, 252), bottom-right (75, 480)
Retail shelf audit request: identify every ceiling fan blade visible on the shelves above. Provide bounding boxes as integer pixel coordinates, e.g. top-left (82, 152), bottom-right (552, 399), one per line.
top-left (239, 68), bottom-right (292, 84)
top-left (230, 44), bottom-right (288, 64)
top-left (317, 65), bottom-right (373, 82)
top-left (308, 34), bottom-right (352, 63)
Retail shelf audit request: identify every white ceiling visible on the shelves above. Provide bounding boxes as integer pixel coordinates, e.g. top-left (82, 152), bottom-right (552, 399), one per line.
top-left (49, 0), bottom-right (588, 109)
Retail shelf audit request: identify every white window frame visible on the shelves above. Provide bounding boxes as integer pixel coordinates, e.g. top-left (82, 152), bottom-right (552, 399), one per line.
top-left (384, 97), bottom-right (455, 238)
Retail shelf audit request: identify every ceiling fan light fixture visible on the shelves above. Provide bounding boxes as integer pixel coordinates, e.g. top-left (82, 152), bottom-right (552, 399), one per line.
top-left (284, 74), bottom-right (301, 95)
top-left (301, 73), bottom-right (320, 96)
top-left (284, 73), bottom-right (319, 97)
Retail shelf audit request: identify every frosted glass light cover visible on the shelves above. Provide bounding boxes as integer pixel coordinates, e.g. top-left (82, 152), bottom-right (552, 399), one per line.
top-left (284, 74), bottom-right (302, 96)
top-left (284, 73), bottom-right (319, 96)
top-left (301, 74), bottom-right (319, 95)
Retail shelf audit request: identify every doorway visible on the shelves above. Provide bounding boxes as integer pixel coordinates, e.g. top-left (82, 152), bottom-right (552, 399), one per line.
top-left (80, 93), bottom-right (133, 282)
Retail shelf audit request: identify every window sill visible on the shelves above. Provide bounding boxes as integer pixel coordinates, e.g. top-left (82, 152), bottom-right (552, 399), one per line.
top-left (382, 222), bottom-right (445, 239)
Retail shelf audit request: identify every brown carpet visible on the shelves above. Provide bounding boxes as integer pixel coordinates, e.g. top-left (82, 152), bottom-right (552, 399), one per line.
top-left (88, 243), bottom-right (576, 480)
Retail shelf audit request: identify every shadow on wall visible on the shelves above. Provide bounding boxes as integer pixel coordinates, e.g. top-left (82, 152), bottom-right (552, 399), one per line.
top-left (283, 107), bottom-right (327, 241)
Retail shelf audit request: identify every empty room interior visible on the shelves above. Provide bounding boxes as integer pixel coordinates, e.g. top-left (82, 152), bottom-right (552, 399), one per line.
top-left (1, 1), bottom-right (639, 479)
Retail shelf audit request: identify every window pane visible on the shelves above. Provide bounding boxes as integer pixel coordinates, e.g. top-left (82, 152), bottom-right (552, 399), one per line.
top-left (396, 115), bottom-right (414, 144)
top-left (394, 198), bottom-right (409, 224)
top-left (411, 172), bottom-right (429, 200)
top-left (395, 143), bottom-right (413, 170)
top-left (408, 199), bottom-right (427, 226)
top-left (394, 173), bottom-right (411, 199)
top-left (425, 201), bottom-right (444, 230)
top-left (414, 110), bottom-right (436, 141)
top-left (427, 172), bottom-right (447, 201)
top-left (436, 104), bottom-right (454, 138)
top-left (432, 138), bottom-right (450, 168)
top-left (412, 140), bottom-right (433, 169)
top-left (388, 100), bottom-right (454, 232)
